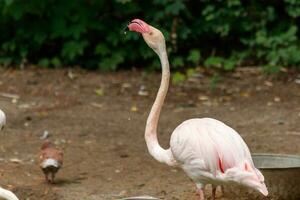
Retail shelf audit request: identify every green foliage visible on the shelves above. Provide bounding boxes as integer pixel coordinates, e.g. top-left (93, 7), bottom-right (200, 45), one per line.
top-left (172, 71), bottom-right (186, 85)
top-left (0, 0), bottom-right (300, 71)
top-left (210, 74), bottom-right (221, 91)
top-left (204, 56), bottom-right (237, 71)
top-left (187, 49), bottom-right (201, 65)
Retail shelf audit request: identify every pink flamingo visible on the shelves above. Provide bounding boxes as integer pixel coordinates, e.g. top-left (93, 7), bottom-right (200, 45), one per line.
top-left (128, 19), bottom-right (268, 200)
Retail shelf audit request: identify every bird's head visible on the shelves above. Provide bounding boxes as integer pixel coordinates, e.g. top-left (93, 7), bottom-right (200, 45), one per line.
top-left (227, 165), bottom-right (268, 196)
top-left (128, 19), bottom-right (165, 55)
top-left (241, 174), bottom-right (268, 196)
top-left (0, 109), bottom-right (6, 131)
top-left (41, 140), bottom-right (53, 150)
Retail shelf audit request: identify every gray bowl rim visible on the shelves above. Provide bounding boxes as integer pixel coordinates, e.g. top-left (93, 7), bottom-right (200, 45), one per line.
top-left (252, 153), bottom-right (300, 169)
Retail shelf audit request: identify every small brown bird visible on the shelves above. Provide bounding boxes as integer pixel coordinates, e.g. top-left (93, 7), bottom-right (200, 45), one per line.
top-left (39, 140), bottom-right (63, 183)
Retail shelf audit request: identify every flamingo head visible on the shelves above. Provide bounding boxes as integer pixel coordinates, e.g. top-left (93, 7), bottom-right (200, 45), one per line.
top-left (128, 19), bottom-right (165, 55)
top-left (226, 166), bottom-right (268, 196)
top-left (241, 175), bottom-right (268, 196)
top-left (0, 109), bottom-right (6, 131)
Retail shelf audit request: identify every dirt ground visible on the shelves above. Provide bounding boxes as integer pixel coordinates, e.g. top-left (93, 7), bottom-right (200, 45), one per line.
top-left (0, 67), bottom-right (299, 200)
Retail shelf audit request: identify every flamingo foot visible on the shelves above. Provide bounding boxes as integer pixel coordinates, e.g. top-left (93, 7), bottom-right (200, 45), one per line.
top-left (196, 188), bottom-right (205, 200)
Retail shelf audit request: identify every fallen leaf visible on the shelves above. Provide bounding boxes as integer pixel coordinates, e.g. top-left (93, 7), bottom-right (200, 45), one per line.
top-left (12, 98), bottom-right (18, 104)
top-left (67, 70), bottom-right (76, 79)
top-left (240, 92), bottom-right (250, 98)
top-left (198, 95), bottom-right (209, 101)
top-left (138, 85), bottom-right (149, 96)
top-left (0, 92), bottom-right (20, 99)
top-left (18, 103), bottom-right (32, 109)
top-left (274, 97), bottom-right (281, 102)
top-left (122, 83), bottom-right (131, 88)
top-left (117, 190), bottom-right (127, 197)
top-left (264, 81), bottom-right (273, 87)
top-left (10, 158), bottom-right (23, 164)
top-left (131, 105), bottom-right (138, 112)
top-left (84, 140), bottom-right (92, 144)
top-left (90, 102), bottom-right (103, 108)
top-left (94, 88), bottom-right (104, 96)
top-left (255, 86), bottom-right (262, 91)
top-left (40, 130), bottom-right (49, 140)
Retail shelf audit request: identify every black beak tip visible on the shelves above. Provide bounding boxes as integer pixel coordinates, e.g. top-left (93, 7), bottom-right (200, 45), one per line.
top-left (122, 22), bottom-right (131, 34)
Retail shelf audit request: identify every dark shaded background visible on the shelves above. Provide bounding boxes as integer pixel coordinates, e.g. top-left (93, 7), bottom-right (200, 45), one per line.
top-left (1, 0), bottom-right (300, 72)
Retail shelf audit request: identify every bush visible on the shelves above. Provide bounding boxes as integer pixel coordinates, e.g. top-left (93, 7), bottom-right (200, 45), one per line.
top-left (0, 0), bottom-right (300, 71)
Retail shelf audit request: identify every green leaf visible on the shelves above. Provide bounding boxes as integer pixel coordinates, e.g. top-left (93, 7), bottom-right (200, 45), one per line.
top-left (172, 72), bottom-right (186, 85)
top-left (187, 49), bottom-right (201, 65)
top-left (204, 56), bottom-right (223, 68)
top-left (38, 58), bottom-right (50, 68)
top-left (98, 52), bottom-right (124, 71)
top-left (186, 68), bottom-right (196, 77)
top-left (172, 56), bottom-right (184, 68)
top-left (51, 57), bottom-right (61, 68)
top-left (94, 88), bottom-right (104, 96)
top-left (223, 59), bottom-right (236, 71)
top-left (263, 64), bottom-right (281, 74)
top-left (61, 40), bottom-right (88, 61)
top-left (165, 0), bottom-right (185, 15)
top-left (209, 74), bottom-right (220, 91)
top-left (95, 44), bottom-right (110, 56)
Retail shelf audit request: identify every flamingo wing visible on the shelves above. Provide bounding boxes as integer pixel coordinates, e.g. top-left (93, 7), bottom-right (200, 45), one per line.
top-left (170, 118), bottom-right (254, 177)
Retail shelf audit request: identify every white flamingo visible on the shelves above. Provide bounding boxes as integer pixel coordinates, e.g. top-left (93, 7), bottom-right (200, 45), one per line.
top-left (0, 109), bottom-right (20, 200)
top-left (128, 19), bottom-right (268, 200)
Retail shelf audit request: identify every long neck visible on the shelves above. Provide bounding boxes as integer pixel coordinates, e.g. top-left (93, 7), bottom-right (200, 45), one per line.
top-left (144, 45), bottom-right (176, 166)
top-left (0, 187), bottom-right (19, 200)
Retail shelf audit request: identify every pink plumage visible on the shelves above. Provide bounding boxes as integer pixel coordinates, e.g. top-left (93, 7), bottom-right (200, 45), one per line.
top-left (128, 19), bottom-right (268, 199)
top-left (171, 118), bottom-right (268, 195)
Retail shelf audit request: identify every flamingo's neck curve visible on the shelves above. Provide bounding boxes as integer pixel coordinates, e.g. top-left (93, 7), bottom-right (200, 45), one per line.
top-left (144, 44), bottom-right (176, 166)
top-left (0, 187), bottom-right (19, 200)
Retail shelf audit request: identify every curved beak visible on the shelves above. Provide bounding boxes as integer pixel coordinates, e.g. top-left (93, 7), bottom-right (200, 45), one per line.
top-left (258, 183), bottom-right (268, 196)
top-left (127, 19), bottom-right (150, 33)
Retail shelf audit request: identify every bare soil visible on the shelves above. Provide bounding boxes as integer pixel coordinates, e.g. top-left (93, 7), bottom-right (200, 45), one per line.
top-left (0, 68), bottom-right (299, 200)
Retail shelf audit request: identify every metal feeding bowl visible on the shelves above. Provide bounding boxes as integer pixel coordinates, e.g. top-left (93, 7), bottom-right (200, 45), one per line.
top-left (224, 153), bottom-right (300, 200)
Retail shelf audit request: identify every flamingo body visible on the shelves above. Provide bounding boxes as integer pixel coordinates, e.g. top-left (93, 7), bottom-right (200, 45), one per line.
top-left (170, 118), bottom-right (267, 195)
top-left (128, 19), bottom-right (268, 199)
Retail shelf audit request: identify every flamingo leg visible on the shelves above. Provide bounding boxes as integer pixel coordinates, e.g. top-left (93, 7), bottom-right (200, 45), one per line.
top-left (196, 188), bottom-right (205, 200)
top-left (50, 172), bottom-right (55, 184)
top-left (44, 171), bottom-right (50, 183)
top-left (220, 185), bottom-right (224, 195)
top-left (212, 186), bottom-right (216, 200)
top-left (196, 184), bottom-right (205, 200)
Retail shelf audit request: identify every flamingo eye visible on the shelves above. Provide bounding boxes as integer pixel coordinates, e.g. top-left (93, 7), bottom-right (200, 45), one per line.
top-left (149, 32), bottom-right (153, 35)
